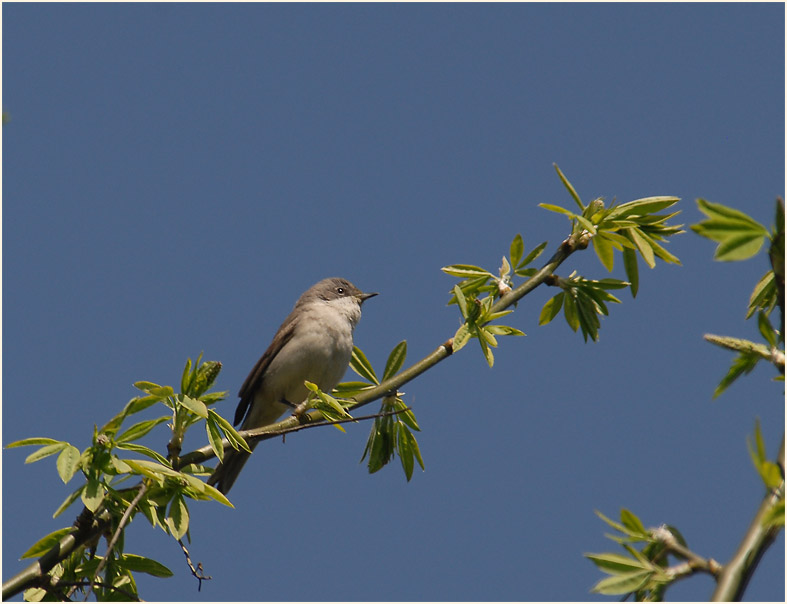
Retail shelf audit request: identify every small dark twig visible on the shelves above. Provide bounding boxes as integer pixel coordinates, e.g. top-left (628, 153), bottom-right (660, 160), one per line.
top-left (178, 539), bottom-right (211, 591)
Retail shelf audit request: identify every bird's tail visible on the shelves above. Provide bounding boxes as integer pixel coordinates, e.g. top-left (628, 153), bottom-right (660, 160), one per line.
top-left (207, 440), bottom-right (258, 494)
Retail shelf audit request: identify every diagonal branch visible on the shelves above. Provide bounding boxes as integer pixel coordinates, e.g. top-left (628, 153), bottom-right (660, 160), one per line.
top-left (2, 234), bottom-right (578, 601)
top-left (711, 433), bottom-right (785, 601)
top-left (2, 509), bottom-right (112, 601)
top-left (177, 238), bottom-right (577, 469)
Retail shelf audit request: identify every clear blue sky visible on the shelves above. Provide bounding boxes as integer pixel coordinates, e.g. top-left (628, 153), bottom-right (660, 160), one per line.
top-left (2, 3), bottom-right (784, 601)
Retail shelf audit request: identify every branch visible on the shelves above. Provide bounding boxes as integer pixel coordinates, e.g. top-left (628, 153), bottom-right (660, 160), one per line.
top-left (3, 235), bottom-right (579, 600)
top-left (1, 509), bottom-right (112, 601)
top-left (177, 239), bottom-right (576, 469)
top-left (704, 334), bottom-right (785, 373)
top-left (652, 525), bottom-right (722, 577)
top-left (711, 433), bottom-right (785, 601)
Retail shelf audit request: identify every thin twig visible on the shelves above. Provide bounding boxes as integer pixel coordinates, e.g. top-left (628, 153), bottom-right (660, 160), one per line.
top-left (272, 405), bottom-right (412, 436)
top-left (84, 481), bottom-right (149, 601)
top-left (652, 525), bottom-right (721, 577)
top-left (178, 539), bottom-right (211, 591)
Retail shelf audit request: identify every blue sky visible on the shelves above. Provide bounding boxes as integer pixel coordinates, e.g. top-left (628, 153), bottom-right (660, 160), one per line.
top-left (2, 3), bottom-right (784, 601)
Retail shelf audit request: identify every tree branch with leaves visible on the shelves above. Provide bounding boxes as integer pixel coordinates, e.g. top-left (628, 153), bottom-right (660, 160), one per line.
top-left (3, 165), bottom-right (684, 601)
top-left (586, 197), bottom-right (784, 601)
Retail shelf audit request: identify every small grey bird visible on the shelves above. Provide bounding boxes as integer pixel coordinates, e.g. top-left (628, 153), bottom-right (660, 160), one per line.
top-left (208, 277), bottom-right (377, 494)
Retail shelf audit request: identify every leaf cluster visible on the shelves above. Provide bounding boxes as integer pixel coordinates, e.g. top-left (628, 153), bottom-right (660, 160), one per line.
top-left (747, 420), bottom-right (785, 529)
top-left (539, 274), bottom-right (628, 342)
top-left (6, 355), bottom-right (240, 601)
top-left (586, 509), bottom-right (692, 601)
top-left (351, 342), bottom-right (425, 480)
top-left (441, 165), bottom-right (683, 356)
top-left (542, 164), bottom-right (682, 298)
top-left (693, 199), bottom-right (785, 396)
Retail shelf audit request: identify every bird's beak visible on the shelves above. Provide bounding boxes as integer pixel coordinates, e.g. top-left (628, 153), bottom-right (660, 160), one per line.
top-left (358, 291), bottom-right (378, 303)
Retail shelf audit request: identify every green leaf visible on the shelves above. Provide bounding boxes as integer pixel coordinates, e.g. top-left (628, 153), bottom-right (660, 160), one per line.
top-left (333, 381), bottom-right (374, 398)
top-left (116, 416), bottom-right (170, 444)
top-left (713, 352), bottom-right (760, 398)
top-left (478, 333), bottom-right (495, 367)
top-left (623, 247), bottom-right (639, 298)
top-left (509, 234), bottom-right (524, 269)
top-left (692, 199), bottom-right (768, 261)
top-left (24, 587), bottom-right (47, 602)
top-left (478, 326), bottom-right (498, 348)
top-left (206, 417), bottom-right (225, 462)
top-left (134, 382), bottom-right (175, 398)
top-left (553, 163), bottom-right (584, 210)
top-left (181, 357), bottom-right (193, 395)
top-left (714, 232), bottom-right (767, 261)
top-left (595, 509), bottom-right (628, 534)
top-left (441, 264), bottom-right (493, 278)
top-left (116, 442), bottom-right (170, 465)
top-left (56, 445), bottom-right (82, 484)
top-left (383, 341), bottom-right (407, 381)
top-left (208, 409), bottom-right (251, 453)
top-left (484, 324), bottom-right (525, 337)
top-left (395, 401), bottom-right (421, 431)
top-left (539, 292), bottom-right (564, 325)
top-left (363, 413), bottom-right (395, 474)
top-left (452, 323), bottom-right (472, 352)
top-left (179, 395), bottom-right (208, 418)
top-left (517, 241), bottom-right (548, 271)
top-left (759, 461), bottom-right (783, 490)
top-left (453, 284), bottom-right (469, 319)
top-left (20, 527), bottom-right (76, 559)
top-left (201, 482), bottom-right (234, 507)
top-left (585, 552), bottom-right (648, 574)
top-left (591, 570), bottom-right (651, 595)
top-left (609, 196), bottom-right (680, 219)
top-left (747, 271), bottom-right (777, 319)
top-left (123, 459), bottom-right (180, 483)
top-left (575, 214), bottom-right (596, 234)
top-left (306, 382), bottom-right (352, 420)
top-left (115, 554), bottom-right (173, 578)
top-left (53, 486), bottom-right (85, 518)
top-left (538, 202), bottom-right (577, 217)
top-left (122, 394), bottom-right (163, 417)
top-left (350, 346), bottom-right (379, 384)
top-left (405, 426), bottom-right (425, 471)
top-left (758, 312), bottom-right (778, 348)
top-left (563, 292), bottom-right (579, 332)
top-left (82, 476), bottom-right (105, 512)
top-left (620, 509), bottom-right (647, 536)
top-left (593, 234), bottom-right (615, 272)
top-left (166, 495), bottom-right (189, 541)
top-left (762, 499), bottom-right (785, 528)
top-left (25, 443), bottom-right (67, 464)
top-left (397, 424), bottom-right (414, 480)
top-left (626, 227), bottom-right (655, 268)
top-left (695, 198), bottom-right (766, 226)
top-left (6, 437), bottom-right (62, 448)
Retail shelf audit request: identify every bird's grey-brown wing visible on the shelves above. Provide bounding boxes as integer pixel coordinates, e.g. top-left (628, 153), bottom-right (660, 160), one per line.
top-left (233, 312), bottom-right (299, 426)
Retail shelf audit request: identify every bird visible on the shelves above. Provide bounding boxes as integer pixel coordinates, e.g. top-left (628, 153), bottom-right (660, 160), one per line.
top-left (208, 277), bottom-right (377, 494)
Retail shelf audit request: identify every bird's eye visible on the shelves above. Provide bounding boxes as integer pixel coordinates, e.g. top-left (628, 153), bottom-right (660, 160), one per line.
top-left (336, 287), bottom-right (344, 295)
